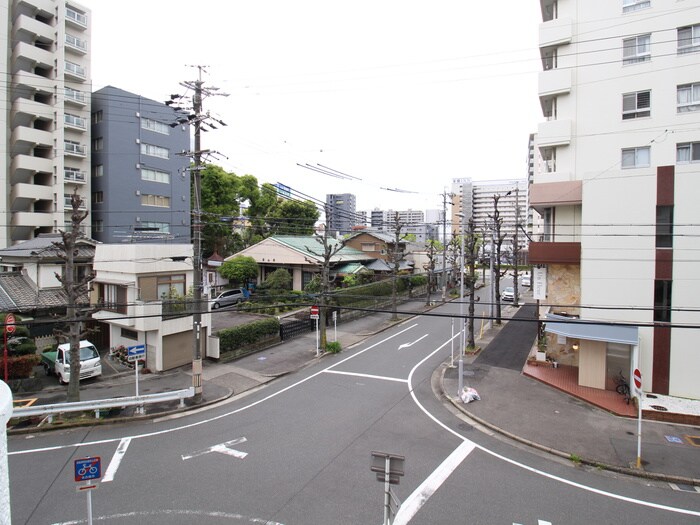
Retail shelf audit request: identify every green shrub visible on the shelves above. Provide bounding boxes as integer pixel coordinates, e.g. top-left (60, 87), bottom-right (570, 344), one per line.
top-left (325, 341), bottom-right (341, 353)
top-left (218, 318), bottom-right (280, 352)
top-left (1, 354), bottom-right (41, 379)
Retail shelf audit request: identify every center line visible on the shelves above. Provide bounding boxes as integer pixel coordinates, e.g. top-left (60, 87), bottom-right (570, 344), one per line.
top-left (323, 370), bottom-right (408, 383)
top-left (102, 437), bottom-right (131, 483)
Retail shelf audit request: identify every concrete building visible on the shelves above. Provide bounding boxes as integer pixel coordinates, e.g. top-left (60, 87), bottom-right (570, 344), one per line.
top-left (325, 193), bottom-right (357, 236)
top-left (1, 1), bottom-right (92, 247)
top-left (530, 0), bottom-right (700, 399)
top-left (90, 86), bottom-right (191, 243)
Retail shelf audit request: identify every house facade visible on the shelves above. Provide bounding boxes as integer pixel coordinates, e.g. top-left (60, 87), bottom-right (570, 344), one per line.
top-left (530, 0), bottom-right (700, 399)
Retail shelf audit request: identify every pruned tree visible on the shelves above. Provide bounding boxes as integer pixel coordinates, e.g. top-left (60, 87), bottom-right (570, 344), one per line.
top-left (489, 191), bottom-right (511, 325)
top-left (423, 238), bottom-right (440, 305)
top-left (219, 255), bottom-right (258, 287)
top-left (464, 217), bottom-right (480, 349)
top-left (387, 213), bottom-right (407, 321)
top-left (53, 191), bottom-right (95, 403)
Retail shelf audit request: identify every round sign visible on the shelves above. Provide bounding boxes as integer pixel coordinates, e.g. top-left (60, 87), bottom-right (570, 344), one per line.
top-left (5, 313), bottom-right (15, 334)
top-left (310, 305), bottom-right (319, 315)
top-left (633, 368), bottom-right (642, 390)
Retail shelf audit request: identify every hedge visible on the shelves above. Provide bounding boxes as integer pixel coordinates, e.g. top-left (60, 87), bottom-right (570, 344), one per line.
top-left (0, 354), bottom-right (41, 379)
top-left (218, 318), bottom-right (280, 352)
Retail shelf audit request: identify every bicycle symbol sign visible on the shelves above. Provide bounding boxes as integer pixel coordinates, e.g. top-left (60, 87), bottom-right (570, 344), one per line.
top-left (74, 457), bottom-right (101, 482)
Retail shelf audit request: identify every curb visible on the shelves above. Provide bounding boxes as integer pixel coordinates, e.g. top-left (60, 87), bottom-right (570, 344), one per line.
top-left (438, 364), bottom-right (700, 487)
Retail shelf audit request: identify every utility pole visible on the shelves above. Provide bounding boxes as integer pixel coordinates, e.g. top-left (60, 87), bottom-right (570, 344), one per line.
top-left (171, 66), bottom-right (228, 402)
top-left (513, 186), bottom-right (520, 305)
top-left (440, 190), bottom-right (453, 302)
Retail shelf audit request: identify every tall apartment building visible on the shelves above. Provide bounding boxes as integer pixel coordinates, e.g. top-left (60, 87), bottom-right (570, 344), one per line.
top-left (90, 87), bottom-right (190, 243)
top-left (1, 1), bottom-right (91, 247)
top-left (325, 193), bottom-right (357, 236)
top-left (530, 0), bottom-right (699, 399)
top-left (450, 178), bottom-right (528, 253)
top-left (370, 208), bottom-right (425, 229)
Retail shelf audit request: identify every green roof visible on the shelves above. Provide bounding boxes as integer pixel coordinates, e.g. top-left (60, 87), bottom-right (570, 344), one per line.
top-left (272, 235), bottom-right (373, 263)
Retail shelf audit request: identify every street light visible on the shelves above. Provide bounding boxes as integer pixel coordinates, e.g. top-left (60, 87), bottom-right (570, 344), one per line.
top-left (456, 212), bottom-right (466, 396)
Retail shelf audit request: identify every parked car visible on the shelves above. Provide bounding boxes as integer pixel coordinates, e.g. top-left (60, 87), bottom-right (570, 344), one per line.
top-left (210, 288), bottom-right (247, 309)
top-left (501, 286), bottom-right (515, 302)
top-left (520, 274), bottom-right (531, 287)
top-left (41, 340), bottom-right (102, 384)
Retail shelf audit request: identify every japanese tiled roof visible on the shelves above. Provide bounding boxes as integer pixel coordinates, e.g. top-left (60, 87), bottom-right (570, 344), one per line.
top-left (0, 233), bottom-right (95, 261)
top-left (0, 272), bottom-right (69, 312)
top-left (271, 236), bottom-right (374, 263)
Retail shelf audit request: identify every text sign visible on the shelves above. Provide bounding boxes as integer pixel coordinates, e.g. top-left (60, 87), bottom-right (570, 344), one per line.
top-left (310, 305), bottom-right (319, 320)
top-left (127, 344), bottom-right (146, 362)
top-left (74, 457), bottom-right (101, 482)
top-left (5, 313), bottom-right (15, 334)
top-left (371, 451), bottom-right (405, 485)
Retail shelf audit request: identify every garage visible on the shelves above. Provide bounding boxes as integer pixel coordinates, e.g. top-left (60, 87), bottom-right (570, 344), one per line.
top-left (162, 331), bottom-right (204, 370)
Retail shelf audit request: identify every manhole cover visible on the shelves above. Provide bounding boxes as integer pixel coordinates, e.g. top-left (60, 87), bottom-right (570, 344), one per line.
top-left (650, 405), bottom-right (668, 411)
top-left (686, 435), bottom-right (700, 447)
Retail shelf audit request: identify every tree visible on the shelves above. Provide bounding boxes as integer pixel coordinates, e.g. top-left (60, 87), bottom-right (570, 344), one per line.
top-left (489, 191), bottom-right (511, 325)
top-left (464, 218), bottom-right (480, 349)
top-left (423, 238), bottom-right (440, 305)
top-left (219, 256), bottom-right (258, 286)
top-left (269, 199), bottom-right (320, 236)
top-left (199, 164), bottom-right (242, 257)
top-left (54, 191), bottom-right (95, 403)
top-left (387, 213), bottom-right (408, 321)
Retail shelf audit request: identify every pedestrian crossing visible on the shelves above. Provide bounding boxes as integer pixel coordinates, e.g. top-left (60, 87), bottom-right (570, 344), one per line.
top-left (514, 521), bottom-right (552, 525)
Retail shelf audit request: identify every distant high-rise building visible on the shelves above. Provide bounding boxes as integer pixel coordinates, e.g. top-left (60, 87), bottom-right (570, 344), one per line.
top-left (325, 193), bottom-right (357, 235)
top-left (1, 1), bottom-right (92, 247)
top-left (91, 87), bottom-right (191, 243)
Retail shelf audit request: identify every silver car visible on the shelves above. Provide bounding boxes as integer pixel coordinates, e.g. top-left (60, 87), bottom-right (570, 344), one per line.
top-left (501, 286), bottom-right (515, 302)
top-left (211, 288), bottom-right (246, 309)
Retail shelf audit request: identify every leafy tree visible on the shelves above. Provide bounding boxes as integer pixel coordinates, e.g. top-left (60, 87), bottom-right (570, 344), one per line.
top-left (269, 199), bottom-right (319, 236)
top-left (258, 268), bottom-right (292, 292)
top-left (219, 256), bottom-right (258, 286)
top-left (199, 165), bottom-right (241, 257)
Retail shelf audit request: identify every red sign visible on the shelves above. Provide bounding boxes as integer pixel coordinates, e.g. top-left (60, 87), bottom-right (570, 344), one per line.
top-left (5, 313), bottom-right (15, 334)
top-left (310, 305), bottom-right (319, 317)
top-left (633, 368), bottom-right (642, 390)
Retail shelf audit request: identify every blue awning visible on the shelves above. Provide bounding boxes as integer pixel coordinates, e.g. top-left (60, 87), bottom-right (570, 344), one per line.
top-left (544, 314), bottom-right (638, 345)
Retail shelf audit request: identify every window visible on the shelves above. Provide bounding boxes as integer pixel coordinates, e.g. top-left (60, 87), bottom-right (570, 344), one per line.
top-left (98, 283), bottom-right (127, 314)
top-left (92, 137), bottom-right (103, 150)
top-left (360, 242), bottom-right (377, 252)
top-left (623, 34), bottom-right (651, 64)
top-left (93, 164), bottom-right (104, 177)
top-left (676, 142), bottom-right (700, 163)
top-left (621, 146), bottom-right (650, 168)
top-left (677, 82), bottom-right (700, 112)
top-left (678, 24), bottom-right (700, 54)
top-left (656, 206), bottom-right (673, 248)
top-left (141, 167), bottom-right (170, 184)
top-left (93, 219), bottom-right (104, 233)
top-left (139, 221), bottom-right (170, 233)
top-left (92, 191), bottom-right (103, 204)
top-left (141, 117), bottom-right (170, 135)
top-left (120, 328), bottom-right (138, 340)
top-left (623, 0), bottom-right (650, 13)
top-left (140, 142), bottom-right (169, 159)
top-left (92, 110), bottom-right (102, 124)
top-left (653, 280), bottom-right (672, 323)
top-left (541, 147), bottom-right (556, 172)
top-left (157, 274), bottom-right (185, 299)
top-left (542, 48), bottom-right (557, 71)
top-left (141, 194), bottom-right (170, 207)
top-left (622, 90), bottom-right (650, 119)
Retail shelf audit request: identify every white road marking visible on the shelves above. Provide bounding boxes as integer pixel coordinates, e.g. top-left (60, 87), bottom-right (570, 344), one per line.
top-left (398, 334), bottom-right (428, 350)
top-left (50, 508), bottom-right (285, 525)
top-left (102, 437), bottom-right (131, 483)
top-left (182, 437), bottom-right (248, 461)
top-left (393, 440), bottom-right (475, 525)
top-left (323, 370), bottom-right (408, 383)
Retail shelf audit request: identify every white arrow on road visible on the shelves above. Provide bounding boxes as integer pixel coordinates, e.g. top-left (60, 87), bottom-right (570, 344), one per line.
top-left (182, 437), bottom-right (248, 461)
top-left (398, 334), bottom-right (428, 350)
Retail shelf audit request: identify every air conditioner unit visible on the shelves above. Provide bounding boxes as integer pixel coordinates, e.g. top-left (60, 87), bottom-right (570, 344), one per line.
top-left (135, 190), bottom-right (141, 196)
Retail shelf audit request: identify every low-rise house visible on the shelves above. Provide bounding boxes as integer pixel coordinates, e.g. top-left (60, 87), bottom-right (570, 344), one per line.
top-left (91, 244), bottom-right (212, 372)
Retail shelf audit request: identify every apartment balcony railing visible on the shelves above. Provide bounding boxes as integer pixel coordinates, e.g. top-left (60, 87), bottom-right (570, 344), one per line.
top-left (64, 61), bottom-right (86, 80)
top-left (64, 114), bottom-right (87, 130)
top-left (65, 34), bottom-right (87, 53)
top-left (64, 141), bottom-right (86, 157)
top-left (161, 298), bottom-right (197, 319)
top-left (64, 194), bottom-right (87, 209)
top-left (66, 7), bottom-right (88, 28)
top-left (65, 87), bottom-right (87, 105)
top-left (64, 169), bottom-right (87, 183)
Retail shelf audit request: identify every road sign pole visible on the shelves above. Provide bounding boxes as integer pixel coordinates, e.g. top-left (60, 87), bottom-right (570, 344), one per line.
top-left (315, 318), bottom-right (319, 357)
top-left (384, 456), bottom-right (391, 525)
top-left (633, 368), bottom-right (643, 469)
top-left (86, 484), bottom-right (93, 525)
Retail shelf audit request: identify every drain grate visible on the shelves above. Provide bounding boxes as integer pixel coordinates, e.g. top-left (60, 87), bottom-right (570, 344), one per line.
top-left (649, 405), bottom-right (668, 411)
top-left (685, 435), bottom-right (700, 447)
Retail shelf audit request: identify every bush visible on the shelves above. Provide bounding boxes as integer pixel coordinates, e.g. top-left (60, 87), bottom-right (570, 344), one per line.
top-left (325, 341), bottom-right (341, 353)
top-left (7, 336), bottom-right (37, 356)
top-left (0, 354), bottom-right (41, 379)
top-left (218, 318), bottom-right (280, 352)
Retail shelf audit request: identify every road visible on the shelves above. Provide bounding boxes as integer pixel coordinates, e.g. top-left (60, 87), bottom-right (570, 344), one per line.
top-left (8, 297), bottom-right (700, 524)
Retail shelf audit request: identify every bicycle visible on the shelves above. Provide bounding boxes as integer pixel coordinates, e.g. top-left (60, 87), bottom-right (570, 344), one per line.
top-left (614, 370), bottom-right (631, 405)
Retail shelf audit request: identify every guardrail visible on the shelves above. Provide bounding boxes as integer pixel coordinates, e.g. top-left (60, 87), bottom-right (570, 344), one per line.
top-left (12, 387), bottom-right (195, 423)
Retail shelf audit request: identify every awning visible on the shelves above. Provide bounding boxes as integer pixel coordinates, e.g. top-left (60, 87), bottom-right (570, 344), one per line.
top-left (544, 314), bottom-right (638, 345)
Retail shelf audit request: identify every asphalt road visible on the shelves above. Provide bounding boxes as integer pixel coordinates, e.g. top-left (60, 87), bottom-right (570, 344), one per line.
top-left (8, 295), bottom-right (700, 524)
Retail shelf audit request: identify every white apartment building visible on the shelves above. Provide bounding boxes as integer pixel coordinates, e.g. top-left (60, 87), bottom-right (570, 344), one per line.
top-left (530, 0), bottom-right (700, 399)
top-left (1, 0), bottom-right (91, 248)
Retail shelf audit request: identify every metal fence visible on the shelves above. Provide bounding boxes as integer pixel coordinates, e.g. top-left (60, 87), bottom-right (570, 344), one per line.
top-left (279, 318), bottom-right (314, 341)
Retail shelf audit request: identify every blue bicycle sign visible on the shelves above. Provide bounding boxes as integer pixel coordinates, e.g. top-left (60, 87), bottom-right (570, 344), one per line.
top-left (74, 457), bottom-right (101, 482)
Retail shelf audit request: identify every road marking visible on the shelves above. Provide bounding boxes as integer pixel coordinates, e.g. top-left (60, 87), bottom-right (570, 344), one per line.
top-left (393, 440), bottom-right (475, 525)
top-left (102, 437), bottom-right (131, 483)
top-left (182, 437), bottom-right (248, 461)
top-left (323, 370), bottom-right (408, 383)
top-left (50, 508), bottom-right (285, 525)
top-left (398, 334), bottom-right (428, 350)
top-left (513, 521), bottom-right (552, 525)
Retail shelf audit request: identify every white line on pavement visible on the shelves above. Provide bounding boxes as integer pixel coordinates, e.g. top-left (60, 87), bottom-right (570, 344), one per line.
top-left (102, 437), bottom-right (131, 483)
top-left (323, 370), bottom-right (408, 383)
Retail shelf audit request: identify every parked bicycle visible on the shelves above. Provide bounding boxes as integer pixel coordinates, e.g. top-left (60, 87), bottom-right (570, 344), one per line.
top-left (614, 370), bottom-right (631, 404)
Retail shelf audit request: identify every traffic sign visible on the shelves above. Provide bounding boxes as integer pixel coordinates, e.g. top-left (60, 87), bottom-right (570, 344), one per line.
top-left (633, 368), bottom-right (642, 390)
top-left (127, 344), bottom-right (146, 362)
top-left (5, 313), bottom-right (15, 334)
top-left (75, 457), bottom-right (101, 482)
top-left (310, 305), bottom-right (319, 320)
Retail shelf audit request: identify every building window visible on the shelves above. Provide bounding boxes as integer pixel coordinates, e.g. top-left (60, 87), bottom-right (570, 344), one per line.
top-left (360, 243), bottom-right (377, 252)
top-left (141, 117), bottom-right (170, 135)
top-left (93, 164), bottom-right (104, 177)
top-left (98, 283), bottom-right (127, 314)
top-left (622, 90), bottom-right (650, 119)
top-left (140, 221), bottom-right (170, 233)
top-left (621, 146), bottom-right (650, 168)
top-left (653, 280), bottom-right (672, 323)
top-left (302, 271), bottom-right (315, 289)
top-left (120, 328), bottom-right (139, 340)
top-left (655, 206), bottom-right (673, 248)
top-left (678, 24), bottom-right (700, 54)
top-left (623, 0), bottom-right (650, 13)
top-left (622, 34), bottom-right (651, 64)
top-left (92, 191), bottom-right (103, 204)
top-left (677, 82), bottom-right (700, 112)
top-left (93, 219), bottom-right (104, 233)
top-left (676, 142), bottom-right (700, 163)
top-left (157, 274), bottom-right (186, 299)
top-left (140, 143), bottom-right (169, 159)
top-left (92, 137), bottom-right (103, 150)
top-left (541, 147), bottom-right (556, 172)
top-left (92, 110), bottom-right (102, 124)
top-left (141, 194), bottom-right (170, 207)
top-left (141, 168), bottom-right (170, 184)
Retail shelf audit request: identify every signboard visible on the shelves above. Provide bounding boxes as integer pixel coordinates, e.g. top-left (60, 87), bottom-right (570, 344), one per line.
top-left (633, 368), bottom-right (642, 393)
top-left (127, 344), bottom-right (146, 362)
top-left (371, 451), bottom-right (405, 485)
top-left (74, 457), bottom-right (101, 482)
top-left (310, 305), bottom-right (319, 320)
top-left (533, 267), bottom-right (547, 301)
top-left (5, 313), bottom-right (15, 334)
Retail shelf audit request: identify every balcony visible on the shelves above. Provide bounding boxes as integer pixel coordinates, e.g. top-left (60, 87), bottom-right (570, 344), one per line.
top-left (11, 98), bottom-right (52, 127)
top-left (65, 33), bottom-right (88, 54)
top-left (64, 168), bottom-right (87, 184)
top-left (64, 141), bottom-right (87, 157)
top-left (537, 119), bottom-right (571, 147)
top-left (11, 126), bottom-right (52, 148)
top-left (539, 17), bottom-right (573, 48)
top-left (12, 42), bottom-right (53, 70)
top-left (11, 183), bottom-right (53, 209)
top-left (529, 181), bottom-right (582, 213)
top-left (538, 68), bottom-right (571, 98)
top-left (10, 155), bottom-right (53, 178)
top-left (12, 70), bottom-right (54, 96)
top-left (65, 6), bottom-right (88, 29)
top-left (529, 241), bottom-right (581, 265)
top-left (64, 61), bottom-right (87, 81)
top-left (64, 114), bottom-right (87, 130)
top-left (13, 14), bottom-right (54, 45)
top-left (64, 87), bottom-right (87, 106)
top-left (11, 211), bottom-right (54, 228)
top-left (64, 194), bottom-right (87, 209)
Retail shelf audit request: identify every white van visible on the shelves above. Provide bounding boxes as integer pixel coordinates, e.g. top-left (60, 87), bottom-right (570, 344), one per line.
top-left (53, 340), bottom-right (102, 384)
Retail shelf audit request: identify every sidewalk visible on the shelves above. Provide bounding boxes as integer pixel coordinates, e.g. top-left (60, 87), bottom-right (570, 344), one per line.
top-left (10, 297), bottom-right (700, 486)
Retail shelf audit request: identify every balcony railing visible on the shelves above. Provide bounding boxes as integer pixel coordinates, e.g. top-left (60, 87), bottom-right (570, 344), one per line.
top-left (64, 141), bottom-right (86, 156)
top-left (64, 195), bottom-right (87, 209)
top-left (65, 34), bottom-right (87, 53)
top-left (66, 7), bottom-right (88, 27)
top-left (161, 298), bottom-right (197, 319)
top-left (64, 61), bottom-right (86, 79)
top-left (64, 169), bottom-right (86, 183)
top-left (64, 114), bottom-right (87, 129)
top-left (65, 87), bottom-right (86, 105)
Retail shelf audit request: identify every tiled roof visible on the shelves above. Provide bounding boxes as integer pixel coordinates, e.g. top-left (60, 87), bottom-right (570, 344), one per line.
top-left (0, 233), bottom-right (95, 260)
top-left (271, 236), bottom-right (373, 263)
top-left (0, 273), bottom-right (70, 312)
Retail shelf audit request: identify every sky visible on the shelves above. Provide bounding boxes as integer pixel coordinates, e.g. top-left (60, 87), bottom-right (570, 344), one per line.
top-left (79, 0), bottom-right (543, 214)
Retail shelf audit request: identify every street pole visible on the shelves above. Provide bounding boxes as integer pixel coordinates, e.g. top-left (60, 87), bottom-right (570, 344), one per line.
top-left (458, 212), bottom-right (465, 396)
top-left (191, 73), bottom-right (204, 402)
top-left (489, 224), bottom-right (495, 330)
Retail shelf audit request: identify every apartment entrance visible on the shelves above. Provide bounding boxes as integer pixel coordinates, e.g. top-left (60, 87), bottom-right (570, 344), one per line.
top-left (605, 342), bottom-right (631, 391)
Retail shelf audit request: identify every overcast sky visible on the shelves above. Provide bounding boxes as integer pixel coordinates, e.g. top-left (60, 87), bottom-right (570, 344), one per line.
top-left (80, 0), bottom-right (543, 214)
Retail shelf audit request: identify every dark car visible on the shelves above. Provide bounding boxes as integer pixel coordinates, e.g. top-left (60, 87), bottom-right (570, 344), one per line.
top-left (211, 288), bottom-right (246, 309)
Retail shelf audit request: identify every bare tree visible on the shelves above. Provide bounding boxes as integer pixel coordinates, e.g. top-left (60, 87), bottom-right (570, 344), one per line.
top-left (423, 238), bottom-right (439, 306)
top-left (53, 191), bottom-right (95, 402)
top-left (464, 217), bottom-right (480, 349)
top-left (489, 191), bottom-right (511, 325)
top-left (387, 213), bottom-right (407, 321)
